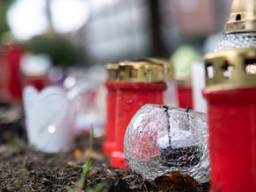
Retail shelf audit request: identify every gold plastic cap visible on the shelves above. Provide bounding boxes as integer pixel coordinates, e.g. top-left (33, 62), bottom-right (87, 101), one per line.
top-left (204, 48), bottom-right (256, 91)
top-left (225, 0), bottom-right (256, 33)
top-left (145, 58), bottom-right (174, 81)
top-left (106, 63), bottom-right (119, 81)
top-left (117, 59), bottom-right (165, 83)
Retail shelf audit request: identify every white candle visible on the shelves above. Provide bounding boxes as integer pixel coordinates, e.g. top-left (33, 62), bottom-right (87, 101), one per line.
top-left (192, 62), bottom-right (207, 113)
top-left (23, 86), bottom-right (75, 153)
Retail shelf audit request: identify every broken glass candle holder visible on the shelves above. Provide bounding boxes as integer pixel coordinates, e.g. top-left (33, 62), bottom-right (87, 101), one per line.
top-left (124, 104), bottom-right (209, 183)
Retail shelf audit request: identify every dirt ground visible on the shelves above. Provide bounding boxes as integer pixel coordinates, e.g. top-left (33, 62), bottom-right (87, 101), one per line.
top-left (0, 104), bottom-right (209, 192)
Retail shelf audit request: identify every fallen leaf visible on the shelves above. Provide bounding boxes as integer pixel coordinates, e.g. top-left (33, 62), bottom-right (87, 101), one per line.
top-left (155, 171), bottom-right (200, 191)
top-left (74, 149), bottom-right (85, 161)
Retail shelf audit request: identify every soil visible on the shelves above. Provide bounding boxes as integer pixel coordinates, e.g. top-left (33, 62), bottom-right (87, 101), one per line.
top-left (0, 104), bottom-right (210, 192)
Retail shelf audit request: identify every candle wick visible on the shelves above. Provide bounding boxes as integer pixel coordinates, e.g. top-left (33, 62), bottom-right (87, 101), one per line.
top-left (185, 107), bottom-right (191, 113)
top-left (185, 107), bottom-right (191, 131)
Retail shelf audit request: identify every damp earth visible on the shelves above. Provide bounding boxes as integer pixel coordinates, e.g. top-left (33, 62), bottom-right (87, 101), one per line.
top-left (0, 104), bottom-right (209, 192)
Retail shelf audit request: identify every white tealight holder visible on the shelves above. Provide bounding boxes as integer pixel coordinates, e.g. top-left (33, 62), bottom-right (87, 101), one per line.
top-left (23, 86), bottom-right (76, 153)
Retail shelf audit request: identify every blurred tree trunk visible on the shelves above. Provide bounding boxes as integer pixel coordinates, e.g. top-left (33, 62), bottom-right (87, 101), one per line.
top-left (45, 0), bottom-right (54, 32)
top-left (148, 0), bottom-right (166, 57)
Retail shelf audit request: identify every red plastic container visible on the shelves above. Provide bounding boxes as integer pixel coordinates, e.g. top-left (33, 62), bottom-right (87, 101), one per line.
top-left (103, 64), bottom-right (119, 156)
top-left (111, 82), bottom-right (166, 168)
top-left (22, 74), bottom-right (49, 91)
top-left (109, 60), bottom-right (166, 169)
top-left (204, 48), bottom-right (256, 192)
top-left (177, 84), bottom-right (193, 109)
top-left (103, 82), bottom-right (117, 155)
top-left (0, 50), bottom-right (10, 101)
top-left (1, 44), bottom-right (24, 102)
top-left (204, 89), bottom-right (256, 192)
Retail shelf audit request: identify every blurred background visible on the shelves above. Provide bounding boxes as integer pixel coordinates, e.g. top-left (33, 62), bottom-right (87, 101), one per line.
top-left (1, 0), bottom-right (232, 65)
top-left (0, 0), bottom-right (233, 137)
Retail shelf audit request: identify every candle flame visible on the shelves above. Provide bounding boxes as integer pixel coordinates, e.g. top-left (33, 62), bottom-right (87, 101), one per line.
top-left (48, 125), bottom-right (56, 134)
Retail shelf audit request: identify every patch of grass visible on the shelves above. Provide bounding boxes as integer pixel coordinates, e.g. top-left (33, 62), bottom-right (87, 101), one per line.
top-left (14, 167), bottom-right (31, 191)
top-left (86, 182), bottom-right (108, 192)
top-left (77, 129), bottom-right (94, 189)
top-left (69, 128), bottom-right (108, 192)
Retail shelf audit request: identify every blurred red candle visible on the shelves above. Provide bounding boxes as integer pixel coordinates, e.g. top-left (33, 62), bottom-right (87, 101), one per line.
top-left (0, 43), bottom-right (24, 102)
top-left (20, 54), bottom-right (51, 91)
top-left (103, 63), bottom-right (119, 156)
top-left (176, 82), bottom-right (193, 109)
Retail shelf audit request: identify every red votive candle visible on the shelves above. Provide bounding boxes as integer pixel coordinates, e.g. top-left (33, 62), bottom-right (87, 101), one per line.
top-left (204, 48), bottom-right (256, 192)
top-left (110, 60), bottom-right (166, 169)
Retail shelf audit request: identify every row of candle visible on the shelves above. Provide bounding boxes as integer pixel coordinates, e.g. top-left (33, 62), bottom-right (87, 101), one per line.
top-left (103, 49), bottom-right (256, 190)
top-left (104, 1), bottom-right (256, 191)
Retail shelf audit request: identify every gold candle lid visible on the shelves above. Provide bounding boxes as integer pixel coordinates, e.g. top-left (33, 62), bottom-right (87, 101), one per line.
top-left (106, 63), bottom-right (119, 81)
top-left (225, 0), bottom-right (256, 33)
top-left (204, 48), bottom-right (256, 91)
top-left (117, 59), bottom-right (165, 83)
top-left (145, 58), bottom-right (174, 81)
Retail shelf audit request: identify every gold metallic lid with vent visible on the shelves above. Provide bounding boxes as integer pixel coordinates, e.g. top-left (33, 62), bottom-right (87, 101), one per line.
top-left (117, 60), bottom-right (165, 83)
top-left (204, 48), bottom-right (256, 91)
top-left (106, 63), bottom-right (119, 81)
top-left (145, 58), bottom-right (174, 81)
top-left (225, 0), bottom-right (256, 33)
